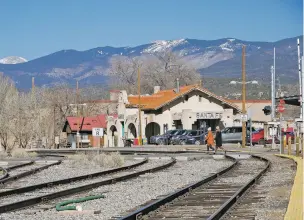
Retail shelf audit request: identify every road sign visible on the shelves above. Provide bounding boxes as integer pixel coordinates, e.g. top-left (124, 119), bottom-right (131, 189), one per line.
top-left (92, 128), bottom-right (103, 137)
top-left (279, 99), bottom-right (285, 104)
top-left (240, 114), bottom-right (248, 122)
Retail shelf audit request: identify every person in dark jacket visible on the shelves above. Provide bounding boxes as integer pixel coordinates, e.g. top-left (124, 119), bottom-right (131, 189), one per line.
top-left (215, 126), bottom-right (225, 154)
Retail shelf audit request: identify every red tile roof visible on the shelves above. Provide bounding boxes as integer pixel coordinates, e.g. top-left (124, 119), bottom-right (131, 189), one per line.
top-left (65, 114), bottom-right (117, 132)
top-left (127, 84), bottom-right (240, 111)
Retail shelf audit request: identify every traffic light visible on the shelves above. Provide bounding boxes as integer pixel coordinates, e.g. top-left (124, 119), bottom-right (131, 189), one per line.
top-left (262, 105), bottom-right (272, 115)
top-left (246, 119), bottom-right (252, 128)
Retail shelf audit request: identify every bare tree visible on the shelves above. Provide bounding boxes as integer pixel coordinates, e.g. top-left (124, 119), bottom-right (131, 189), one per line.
top-left (108, 56), bottom-right (143, 94)
top-left (107, 52), bottom-right (200, 94)
top-left (0, 75), bottom-right (18, 151)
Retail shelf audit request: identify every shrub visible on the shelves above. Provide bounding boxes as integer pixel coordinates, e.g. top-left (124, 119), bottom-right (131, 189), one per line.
top-left (111, 152), bottom-right (124, 167)
top-left (92, 152), bottom-right (124, 168)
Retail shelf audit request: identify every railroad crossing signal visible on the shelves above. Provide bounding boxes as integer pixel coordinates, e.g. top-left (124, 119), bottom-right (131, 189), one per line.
top-left (262, 105), bottom-right (272, 115)
top-left (277, 99), bottom-right (285, 113)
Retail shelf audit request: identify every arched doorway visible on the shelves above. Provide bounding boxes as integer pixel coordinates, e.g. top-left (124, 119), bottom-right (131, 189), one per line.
top-left (145, 122), bottom-right (161, 144)
top-left (127, 123), bottom-right (137, 139)
top-left (110, 125), bottom-right (118, 147)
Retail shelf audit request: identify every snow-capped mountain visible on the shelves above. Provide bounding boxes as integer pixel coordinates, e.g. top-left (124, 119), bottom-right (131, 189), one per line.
top-left (0, 56), bottom-right (27, 64)
top-left (0, 36), bottom-right (301, 89)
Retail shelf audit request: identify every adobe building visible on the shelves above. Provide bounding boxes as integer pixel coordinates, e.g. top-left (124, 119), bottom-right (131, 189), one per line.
top-left (62, 114), bottom-right (116, 148)
top-left (226, 99), bottom-right (272, 128)
top-left (106, 84), bottom-right (243, 147)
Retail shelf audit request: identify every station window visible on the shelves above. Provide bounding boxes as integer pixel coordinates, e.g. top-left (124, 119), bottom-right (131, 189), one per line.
top-left (185, 95), bottom-right (189, 101)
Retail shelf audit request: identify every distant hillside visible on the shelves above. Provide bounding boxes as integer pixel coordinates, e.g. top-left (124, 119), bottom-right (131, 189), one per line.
top-left (0, 36), bottom-right (302, 90)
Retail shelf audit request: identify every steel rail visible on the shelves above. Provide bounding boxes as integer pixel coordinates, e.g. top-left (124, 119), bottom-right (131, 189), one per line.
top-left (207, 155), bottom-right (270, 220)
top-left (0, 158), bottom-right (147, 197)
top-left (119, 155), bottom-right (237, 220)
top-left (0, 168), bottom-right (8, 180)
top-left (0, 158), bottom-right (176, 214)
top-left (32, 149), bottom-right (204, 156)
top-left (0, 161), bottom-right (62, 184)
top-left (5, 161), bottom-right (35, 171)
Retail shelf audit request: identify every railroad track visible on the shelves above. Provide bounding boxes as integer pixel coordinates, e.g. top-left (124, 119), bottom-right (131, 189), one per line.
top-left (119, 154), bottom-right (270, 220)
top-left (0, 161), bottom-right (62, 185)
top-left (221, 156), bottom-right (293, 220)
top-left (0, 161), bottom-right (34, 181)
top-left (0, 158), bottom-right (175, 214)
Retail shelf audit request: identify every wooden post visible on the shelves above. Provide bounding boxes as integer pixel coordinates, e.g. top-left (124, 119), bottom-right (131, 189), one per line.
top-left (283, 134), bottom-right (287, 148)
top-left (281, 133), bottom-right (284, 154)
top-left (288, 137), bottom-right (291, 155)
top-left (76, 80), bottom-right (80, 149)
top-left (138, 68), bottom-right (142, 146)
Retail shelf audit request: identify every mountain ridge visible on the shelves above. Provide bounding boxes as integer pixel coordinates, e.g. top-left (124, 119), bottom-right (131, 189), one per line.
top-left (0, 35), bottom-right (302, 89)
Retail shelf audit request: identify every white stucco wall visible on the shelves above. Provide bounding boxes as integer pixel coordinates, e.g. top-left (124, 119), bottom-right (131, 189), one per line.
top-left (106, 89), bottom-right (240, 147)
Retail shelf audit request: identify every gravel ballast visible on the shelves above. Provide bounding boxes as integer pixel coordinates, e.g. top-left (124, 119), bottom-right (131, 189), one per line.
top-left (1, 159), bottom-right (137, 190)
top-left (0, 159), bottom-right (168, 207)
top-left (5, 163), bottom-right (49, 177)
top-left (2, 157), bottom-right (234, 220)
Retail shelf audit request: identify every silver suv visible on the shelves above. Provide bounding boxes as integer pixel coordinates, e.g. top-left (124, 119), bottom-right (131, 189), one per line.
top-left (222, 126), bottom-right (255, 143)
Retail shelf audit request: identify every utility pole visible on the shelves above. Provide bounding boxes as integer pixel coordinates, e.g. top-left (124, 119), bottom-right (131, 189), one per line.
top-left (138, 68), bottom-right (142, 146)
top-left (270, 48), bottom-right (276, 150)
top-left (298, 39), bottom-right (302, 119)
top-left (53, 106), bottom-right (56, 148)
top-left (271, 66), bottom-right (275, 150)
top-left (32, 77), bottom-right (36, 149)
top-left (302, 56), bottom-right (304, 158)
top-left (242, 45), bottom-right (246, 148)
top-left (76, 80), bottom-right (80, 149)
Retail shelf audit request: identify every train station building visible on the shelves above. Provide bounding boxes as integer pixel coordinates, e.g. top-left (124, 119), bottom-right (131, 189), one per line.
top-left (106, 84), bottom-right (244, 147)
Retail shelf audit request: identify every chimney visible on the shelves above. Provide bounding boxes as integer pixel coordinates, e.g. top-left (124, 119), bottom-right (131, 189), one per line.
top-left (154, 86), bottom-right (160, 94)
top-left (110, 90), bottom-right (120, 101)
top-left (176, 78), bottom-right (180, 93)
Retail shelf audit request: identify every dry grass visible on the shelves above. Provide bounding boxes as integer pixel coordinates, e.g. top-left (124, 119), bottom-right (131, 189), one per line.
top-left (0, 151), bottom-right (7, 159)
top-left (10, 148), bottom-right (30, 158)
top-left (110, 152), bottom-right (125, 167)
top-left (68, 152), bottom-right (125, 168)
top-left (67, 154), bottom-right (92, 166)
top-left (9, 148), bottom-right (38, 158)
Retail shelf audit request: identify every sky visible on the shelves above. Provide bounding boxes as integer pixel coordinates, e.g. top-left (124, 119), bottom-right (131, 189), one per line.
top-left (0, 0), bottom-right (302, 60)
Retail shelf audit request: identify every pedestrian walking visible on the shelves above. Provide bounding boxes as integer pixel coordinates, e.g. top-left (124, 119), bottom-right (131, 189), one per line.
top-left (215, 126), bottom-right (225, 154)
top-left (205, 127), bottom-right (215, 152)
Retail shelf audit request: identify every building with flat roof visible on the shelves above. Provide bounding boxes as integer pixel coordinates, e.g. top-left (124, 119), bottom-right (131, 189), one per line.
top-left (226, 99), bottom-right (272, 128)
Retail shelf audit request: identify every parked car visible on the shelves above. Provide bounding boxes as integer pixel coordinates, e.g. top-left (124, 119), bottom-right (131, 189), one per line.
top-left (222, 126), bottom-right (256, 143)
top-left (247, 128), bottom-right (265, 146)
top-left (175, 130), bottom-right (206, 145)
top-left (149, 129), bottom-right (182, 145)
top-left (170, 130), bottom-right (191, 145)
